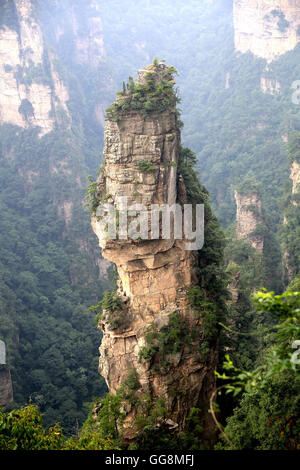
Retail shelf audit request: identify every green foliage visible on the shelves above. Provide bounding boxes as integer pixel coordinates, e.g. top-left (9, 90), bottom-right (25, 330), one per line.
top-left (0, 404), bottom-right (64, 450)
top-left (178, 147), bottom-right (229, 312)
top-left (177, 145), bottom-right (229, 360)
top-left (223, 224), bottom-right (283, 371)
top-left (287, 130), bottom-right (300, 164)
top-left (178, 147), bottom-right (206, 204)
top-left (0, 397), bottom-right (207, 451)
top-left (187, 285), bottom-right (205, 309)
top-left (14, 63), bottom-right (52, 88)
top-left (90, 290), bottom-right (125, 330)
top-left (0, 0), bottom-right (19, 31)
top-left (236, 176), bottom-right (262, 197)
top-left (270, 10), bottom-right (290, 33)
top-left (254, 290), bottom-right (300, 367)
top-left (138, 313), bottom-right (192, 371)
top-left (122, 367), bottom-right (140, 392)
top-left (137, 159), bottom-right (156, 173)
top-left (90, 290), bottom-right (120, 315)
top-left (94, 382), bottom-right (209, 451)
top-left (288, 274), bottom-right (300, 292)
top-left (65, 431), bottom-right (119, 450)
top-left (0, 403), bottom-right (120, 450)
top-left (133, 396), bottom-right (168, 432)
top-left (131, 401), bottom-right (209, 450)
top-left (89, 395), bottom-right (125, 441)
top-left (100, 290), bottom-right (123, 312)
top-left (215, 289), bottom-right (300, 450)
top-left (281, 198), bottom-right (300, 281)
top-left (0, 125), bottom-right (107, 434)
top-left (187, 286), bottom-right (218, 356)
top-left (84, 175), bottom-right (99, 214)
top-left (18, 99), bottom-right (34, 121)
top-left (280, 133), bottom-right (300, 281)
top-left (106, 64), bottom-right (179, 121)
top-left (176, 407), bottom-right (205, 450)
top-left (217, 290), bottom-right (300, 394)
top-left (216, 371), bottom-right (300, 450)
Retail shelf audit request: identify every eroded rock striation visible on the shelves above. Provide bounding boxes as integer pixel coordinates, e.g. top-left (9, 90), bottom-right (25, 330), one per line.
top-left (0, 0), bottom-right (70, 135)
top-left (91, 63), bottom-right (224, 442)
top-left (235, 189), bottom-right (265, 252)
top-left (290, 161), bottom-right (300, 197)
top-left (282, 156), bottom-right (300, 282)
top-left (234, 0), bottom-right (300, 62)
top-left (0, 368), bottom-right (13, 407)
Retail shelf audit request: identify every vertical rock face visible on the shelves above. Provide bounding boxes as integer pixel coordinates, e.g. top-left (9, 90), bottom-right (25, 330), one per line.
top-left (235, 189), bottom-right (264, 251)
top-left (49, 0), bottom-right (109, 128)
top-left (71, 0), bottom-right (105, 66)
top-left (0, 368), bottom-right (13, 407)
top-left (91, 64), bottom-right (219, 440)
top-left (290, 161), bottom-right (300, 197)
top-left (0, 0), bottom-right (70, 135)
top-left (233, 0), bottom-right (300, 62)
top-left (282, 160), bottom-right (300, 282)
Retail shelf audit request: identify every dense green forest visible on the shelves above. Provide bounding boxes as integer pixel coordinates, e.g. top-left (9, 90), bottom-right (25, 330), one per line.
top-left (0, 0), bottom-right (299, 450)
top-left (0, 0), bottom-right (114, 433)
top-left (0, 125), bottom-right (110, 433)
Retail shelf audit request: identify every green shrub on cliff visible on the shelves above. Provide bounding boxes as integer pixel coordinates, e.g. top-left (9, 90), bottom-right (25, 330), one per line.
top-left (85, 175), bottom-right (99, 213)
top-left (90, 290), bottom-right (125, 329)
top-left (105, 63), bottom-right (179, 121)
top-left (138, 313), bottom-right (192, 371)
top-left (0, 403), bottom-right (121, 450)
top-left (137, 159), bottom-right (156, 173)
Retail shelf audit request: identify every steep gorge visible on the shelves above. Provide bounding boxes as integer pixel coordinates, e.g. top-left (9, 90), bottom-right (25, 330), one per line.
top-left (0, 0), bottom-right (111, 429)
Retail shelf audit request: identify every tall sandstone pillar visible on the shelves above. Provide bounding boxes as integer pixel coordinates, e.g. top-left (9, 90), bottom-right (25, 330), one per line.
top-left (91, 63), bottom-right (221, 442)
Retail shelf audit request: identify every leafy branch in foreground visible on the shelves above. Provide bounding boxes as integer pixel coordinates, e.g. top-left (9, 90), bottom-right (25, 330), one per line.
top-left (209, 290), bottom-right (300, 449)
top-left (216, 290), bottom-right (300, 394)
top-left (89, 290), bottom-right (124, 327)
top-left (0, 404), bottom-right (64, 450)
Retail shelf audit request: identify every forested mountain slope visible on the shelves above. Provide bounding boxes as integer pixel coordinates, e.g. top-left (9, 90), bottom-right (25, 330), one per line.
top-left (0, 0), bottom-right (113, 432)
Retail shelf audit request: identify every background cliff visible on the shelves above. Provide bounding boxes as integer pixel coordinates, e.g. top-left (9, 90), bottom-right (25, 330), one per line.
top-left (0, 0), bottom-right (69, 134)
top-left (0, 367), bottom-right (13, 407)
top-left (0, 0), bottom-right (113, 431)
top-left (233, 0), bottom-right (300, 62)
